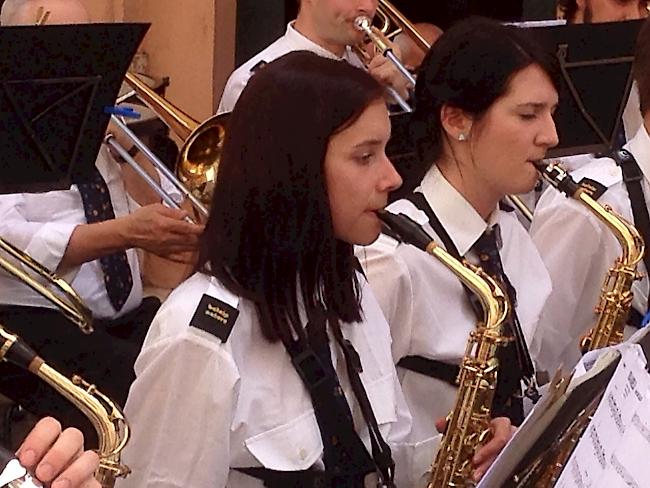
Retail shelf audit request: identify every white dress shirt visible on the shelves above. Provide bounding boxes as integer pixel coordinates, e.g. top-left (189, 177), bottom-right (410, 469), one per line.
top-left (117, 272), bottom-right (439, 488)
top-left (217, 22), bottom-right (364, 114)
top-left (356, 166), bottom-right (552, 446)
top-left (0, 146), bottom-right (142, 319)
top-left (530, 124), bottom-right (650, 375)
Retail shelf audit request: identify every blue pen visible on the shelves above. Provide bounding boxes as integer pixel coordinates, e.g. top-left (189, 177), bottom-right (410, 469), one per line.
top-left (104, 106), bottom-right (141, 119)
top-left (641, 311), bottom-right (650, 328)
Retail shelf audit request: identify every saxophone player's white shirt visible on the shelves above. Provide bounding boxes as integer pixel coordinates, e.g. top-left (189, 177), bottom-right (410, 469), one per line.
top-left (356, 165), bottom-right (551, 447)
top-left (117, 272), bottom-right (439, 488)
top-left (217, 22), bottom-right (364, 115)
top-left (530, 124), bottom-right (650, 376)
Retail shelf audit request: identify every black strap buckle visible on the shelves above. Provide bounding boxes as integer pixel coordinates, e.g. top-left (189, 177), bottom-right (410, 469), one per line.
top-left (291, 348), bottom-right (328, 391)
top-left (616, 149), bottom-right (644, 182)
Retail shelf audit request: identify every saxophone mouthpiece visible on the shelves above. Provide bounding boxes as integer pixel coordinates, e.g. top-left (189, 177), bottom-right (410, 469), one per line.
top-left (376, 210), bottom-right (433, 251)
top-left (536, 160), bottom-right (581, 197)
top-left (0, 324), bottom-right (39, 372)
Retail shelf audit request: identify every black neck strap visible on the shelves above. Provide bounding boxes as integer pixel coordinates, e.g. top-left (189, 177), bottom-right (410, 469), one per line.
top-left (279, 311), bottom-right (395, 487)
top-left (610, 149), bottom-right (650, 315)
top-left (402, 192), bottom-right (538, 403)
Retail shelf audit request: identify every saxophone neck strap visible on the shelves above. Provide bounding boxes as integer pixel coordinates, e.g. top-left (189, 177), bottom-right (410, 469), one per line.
top-left (402, 192), bottom-right (483, 319)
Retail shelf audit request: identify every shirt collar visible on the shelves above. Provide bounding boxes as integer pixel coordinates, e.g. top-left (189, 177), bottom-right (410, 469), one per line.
top-left (285, 22), bottom-right (357, 63)
top-left (418, 165), bottom-right (500, 256)
top-left (626, 123), bottom-right (650, 183)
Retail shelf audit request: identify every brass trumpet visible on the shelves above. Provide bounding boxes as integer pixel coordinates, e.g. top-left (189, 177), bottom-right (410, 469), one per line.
top-left (352, 0), bottom-right (430, 113)
top-left (375, 0), bottom-right (431, 53)
top-left (0, 238), bottom-right (92, 334)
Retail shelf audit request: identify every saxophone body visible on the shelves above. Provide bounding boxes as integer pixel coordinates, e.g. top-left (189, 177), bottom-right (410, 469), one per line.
top-left (0, 324), bottom-right (130, 488)
top-left (376, 211), bottom-right (510, 487)
top-left (535, 161), bottom-right (645, 353)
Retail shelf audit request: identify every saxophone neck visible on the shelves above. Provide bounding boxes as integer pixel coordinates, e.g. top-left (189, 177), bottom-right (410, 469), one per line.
top-left (578, 192), bottom-right (645, 264)
top-left (537, 160), bottom-right (645, 264)
top-left (376, 210), bottom-right (510, 329)
top-left (35, 365), bottom-right (131, 483)
top-left (0, 325), bottom-right (131, 487)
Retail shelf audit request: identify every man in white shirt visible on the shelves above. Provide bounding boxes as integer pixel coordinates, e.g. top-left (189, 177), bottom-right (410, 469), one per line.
top-left (531, 17), bottom-right (650, 375)
top-left (217, 0), bottom-right (411, 114)
top-left (0, 0), bottom-right (204, 442)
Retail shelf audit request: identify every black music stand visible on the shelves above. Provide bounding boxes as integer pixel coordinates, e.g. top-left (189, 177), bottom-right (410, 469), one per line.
top-left (0, 23), bottom-right (149, 194)
top-left (529, 19), bottom-right (644, 158)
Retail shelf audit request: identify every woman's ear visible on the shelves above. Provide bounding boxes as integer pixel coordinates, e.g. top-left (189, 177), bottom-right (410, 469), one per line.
top-left (440, 105), bottom-right (473, 142)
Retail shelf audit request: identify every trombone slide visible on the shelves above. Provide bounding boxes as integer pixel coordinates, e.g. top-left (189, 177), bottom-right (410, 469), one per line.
top-left (108, 116), bottom-right (209, 222)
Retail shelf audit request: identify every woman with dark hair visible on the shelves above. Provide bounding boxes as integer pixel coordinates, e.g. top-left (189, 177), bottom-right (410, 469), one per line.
top-left (116, 51), bottom-right (513, 487)
top-left (358, 15), bottom-right (559, 464)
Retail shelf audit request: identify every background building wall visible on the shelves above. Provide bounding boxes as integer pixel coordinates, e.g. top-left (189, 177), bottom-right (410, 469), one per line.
top-left (83, 0), bottom-right (235, 119)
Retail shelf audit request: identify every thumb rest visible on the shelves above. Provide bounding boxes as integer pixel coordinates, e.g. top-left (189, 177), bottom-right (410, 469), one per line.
top-left (0, 324), bottom-right (130, 487)
top-left (376, 210), bottom-right (510, 487)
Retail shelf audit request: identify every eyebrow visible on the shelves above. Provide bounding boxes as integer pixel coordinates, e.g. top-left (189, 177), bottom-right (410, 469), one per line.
top-left (352, 138), bottom-right (388, 149)
top-left (517, 102), bottom-right (558, 110)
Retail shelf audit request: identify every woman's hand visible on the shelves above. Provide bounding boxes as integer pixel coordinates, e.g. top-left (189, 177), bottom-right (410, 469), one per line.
top-left (435, 415), bottom-right (515, 482)
top-left (16, 417), bottom-right (101, 488)
top-left (471, 417), bottom-right (515, 481)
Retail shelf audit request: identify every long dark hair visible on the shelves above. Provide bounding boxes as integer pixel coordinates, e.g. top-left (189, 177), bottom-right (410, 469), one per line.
top-left (411, 17), bottom-right (560, 177)
top-left (198, 51), bottom-right (385, 342)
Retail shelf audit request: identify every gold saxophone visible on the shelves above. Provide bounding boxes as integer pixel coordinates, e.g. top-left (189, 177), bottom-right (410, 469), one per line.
top-left (535, 161), bottom-right (645, 353)
top-left (0, 324), bottom-right (130, 488)
top-left (377, 210), bottom-right (510, 487)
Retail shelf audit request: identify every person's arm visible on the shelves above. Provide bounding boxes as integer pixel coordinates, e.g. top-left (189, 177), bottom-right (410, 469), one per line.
top-left (118, 330), bottom-right (239, 488)
top-left (14, 416), bottom-right (100, 488)
top-left (57, 203), bottom-right (203, 272)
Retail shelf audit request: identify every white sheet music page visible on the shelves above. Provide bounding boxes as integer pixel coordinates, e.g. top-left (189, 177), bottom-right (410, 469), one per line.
top-left (556, 343), bottom-right (650, 488)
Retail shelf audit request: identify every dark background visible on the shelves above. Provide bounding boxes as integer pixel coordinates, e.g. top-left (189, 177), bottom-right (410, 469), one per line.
top-left (235, 0), bottom-right (557, 66)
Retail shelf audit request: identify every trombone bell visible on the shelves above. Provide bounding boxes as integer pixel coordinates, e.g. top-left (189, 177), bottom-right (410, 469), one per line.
top-left (122, 73), bottom-right (227, 212)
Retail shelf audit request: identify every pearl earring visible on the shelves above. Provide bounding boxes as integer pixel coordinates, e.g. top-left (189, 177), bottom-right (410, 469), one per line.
top-left (458, 133), bottom-right (467, 142)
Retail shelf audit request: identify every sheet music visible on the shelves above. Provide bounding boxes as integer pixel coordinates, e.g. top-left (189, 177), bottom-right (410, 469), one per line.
top-left (555, 344), bottom-right (650, 488)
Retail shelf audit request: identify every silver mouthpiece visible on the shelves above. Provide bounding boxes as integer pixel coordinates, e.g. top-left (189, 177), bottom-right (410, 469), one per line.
top-left (354, 16), bottom-right (371, 33)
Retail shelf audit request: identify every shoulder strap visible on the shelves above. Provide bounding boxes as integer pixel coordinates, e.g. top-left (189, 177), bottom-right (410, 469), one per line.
top-left (278, 312), bottom-right (395, 487)
top-left (404, 193), bottom-right (462, 260)
top-left (403, 192), bottom-right (483, 319)
top-left (611, 149), bottom-right (650, 315)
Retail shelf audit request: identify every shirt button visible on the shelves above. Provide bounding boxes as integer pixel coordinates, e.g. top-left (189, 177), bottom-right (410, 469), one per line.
top-left (299, 448), bottom-right (307, 460)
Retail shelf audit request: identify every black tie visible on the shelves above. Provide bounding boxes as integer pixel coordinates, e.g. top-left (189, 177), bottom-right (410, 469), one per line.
top-left (77, 167), bottom-right (133, 312)
top-left (473, 225), bottom-right (532, 425)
